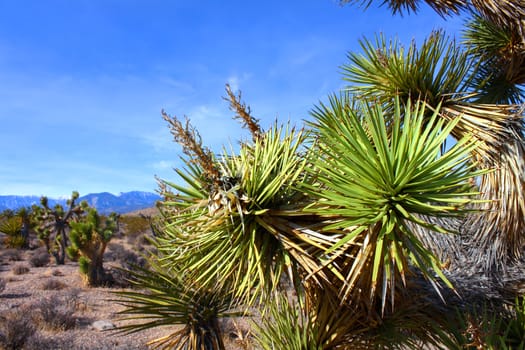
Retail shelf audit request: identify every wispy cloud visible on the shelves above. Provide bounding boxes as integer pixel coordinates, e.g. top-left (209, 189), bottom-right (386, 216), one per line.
top-left (226, 73), bottom-right (252, 92)
top-left (152, 160), bottom-right (173, 170)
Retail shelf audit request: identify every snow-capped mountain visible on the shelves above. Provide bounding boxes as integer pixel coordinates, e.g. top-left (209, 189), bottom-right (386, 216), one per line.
top-left (0, 191), bottom-right (161, 214)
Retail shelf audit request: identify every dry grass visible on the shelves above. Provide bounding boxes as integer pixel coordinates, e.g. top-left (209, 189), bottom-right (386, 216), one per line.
top-left (41, 278), bottom-right (67, 290)
top-left (33, 293), bottom-right (78, 331)
top-left (0, 307), bottom-right (36, 350)
top-left (29, 247), bottom-right (50, 267)
top-left (0, 248), bottom-right (23, 263)
top-left (0, 217), bottom-right (244, 350)
top-left (11, 264), bottom-right (30, 275)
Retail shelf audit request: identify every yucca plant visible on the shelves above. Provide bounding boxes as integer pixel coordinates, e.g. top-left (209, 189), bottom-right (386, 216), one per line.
top-left (252, 290), bottom-right (371, 350)
top-left (253, 280), bottom-right (445, 350)
top-left (117, 2), bottom-right (525, 349)
top-left (115, 263), bottom-right (242, 350)
top-left (463, 14), bottom-right (524, 104)
top-left (342, 28), bottom-right (525, 269)
top-left (252, 293), bottom-right (325, 350)
top-left (0, 216), bottom-right (25, 248)
top-left (304, 94), bottom-right (484, 313)
top-left (152, 87), bottom-right (341, 308)
top-left (0, 208), bottom-right (32, 249)
top-left (340, 0), bottom-right (525, 30)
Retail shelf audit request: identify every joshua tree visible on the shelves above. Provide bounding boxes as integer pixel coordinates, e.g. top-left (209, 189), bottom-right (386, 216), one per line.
top-left (341, 0), bottom-right (525, 273)
top-left (117, 82), bottom-right (485, 348)
top-left (68, 209), bottom-right (118, 286)
top-left (117, 2), bottom-right (525, 349)
top-left (33, 191), bottom-right (88, 265)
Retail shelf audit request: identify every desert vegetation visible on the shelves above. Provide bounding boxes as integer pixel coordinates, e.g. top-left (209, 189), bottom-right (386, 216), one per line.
top-left (0, 199), bottom-right (160, 349)
top-left (1, 1), bottom-right (525, 349)
top-left (115, 1), bottom-right (525, 349)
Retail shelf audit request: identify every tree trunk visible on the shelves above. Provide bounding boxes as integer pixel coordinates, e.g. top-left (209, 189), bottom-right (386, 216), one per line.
top-left (86, 252), bottom-right (107, 287)
top-left (56, 228), bottom-right (68, 265)
top-left (20, 220), bottom-right (30, 249)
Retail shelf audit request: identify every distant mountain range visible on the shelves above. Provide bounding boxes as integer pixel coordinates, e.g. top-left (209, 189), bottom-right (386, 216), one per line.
top-left (0, 191), bottom-right (161, 214)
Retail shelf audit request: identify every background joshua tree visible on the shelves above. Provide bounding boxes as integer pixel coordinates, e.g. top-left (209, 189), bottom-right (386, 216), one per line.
top-left (67, 208), bottom-right (118, 286)
top-left (33, 191), bottom-right (88, 265)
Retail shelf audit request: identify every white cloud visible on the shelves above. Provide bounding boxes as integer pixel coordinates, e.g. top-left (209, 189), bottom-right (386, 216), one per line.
top-left (226, 73), bottom-right (252, 92)
top-left (152, 160), bottom-right (173, 170)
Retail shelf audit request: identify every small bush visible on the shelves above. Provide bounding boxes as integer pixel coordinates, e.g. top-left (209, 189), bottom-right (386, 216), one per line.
top-left (110, 250), bottom-right (148, 287)
top-left (0, 278), bottom-right (6, 293)
top-left (22, 334), bottom-right (61, 350)
top-left (29, 247), bottom-right (50, 267)
top-left (106, 242), bottom-right (127, 262)
top-left (41, 278), bottom-right (66, 291)
top-left (5, 234), bottom-right (26, 249)
top-left (34, 294), bottom-right (77, 331)
top-left (0, 309), bottom-right (36, 350)
top-left (1, 249), bottom-right (23, 262)
top-left (120, 215), bottom-right (151, 236)
top-left (51, 269), bottom-right (63, 276)
top-left (11, 264), bottom-right (30, 275)
top-left (0, 216), bottom-right (27, 249)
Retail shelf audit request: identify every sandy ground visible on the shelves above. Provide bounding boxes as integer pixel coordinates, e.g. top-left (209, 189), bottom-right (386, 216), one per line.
top-left (0, 244), bottom-right (252, 350)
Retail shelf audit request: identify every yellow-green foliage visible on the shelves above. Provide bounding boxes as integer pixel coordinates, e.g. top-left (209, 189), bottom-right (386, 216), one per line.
top-left (120, 215), bottom-right (150, 236)
top-left (69, 209), bottom-right (117, 286)
top-left (0, 217), bottom-right (25, 248)
top-left (78, 256), bottom-right (89, 275)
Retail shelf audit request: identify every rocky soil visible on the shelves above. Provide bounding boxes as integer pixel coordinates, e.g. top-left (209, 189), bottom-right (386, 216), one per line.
top-left (0, 235), bottom-right (251, 350)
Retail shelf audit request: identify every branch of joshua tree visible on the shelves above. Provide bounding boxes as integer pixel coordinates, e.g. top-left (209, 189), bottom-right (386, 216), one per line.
top-left (471, 0), bottom-right (525, 42)
top-left (154, 121), bottom-right (330, 308)
top-left (305, 95), bottom-right (486, 312)
top-left (339, 0), bottom-right (468, 17)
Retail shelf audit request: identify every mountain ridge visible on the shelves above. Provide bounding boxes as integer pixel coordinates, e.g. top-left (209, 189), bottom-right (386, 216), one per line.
top-left (0, 191), bottom-right (161, 214)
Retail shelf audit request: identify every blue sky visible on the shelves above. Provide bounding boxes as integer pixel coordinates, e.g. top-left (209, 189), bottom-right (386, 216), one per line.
top-left (0, 1), bottom-right (464, 197)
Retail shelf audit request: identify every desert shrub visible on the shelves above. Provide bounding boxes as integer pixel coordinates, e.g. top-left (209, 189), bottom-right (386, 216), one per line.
top-left (0, 309), bottom-right (36, 350)
top-left (106, 242), bottom-right (127, 262)
top-left (110, 249), bottom-right (148, 287)
top-left (41, 278), bottom-right (66, 291)
top-left (5, 234), bottom-right (26, 249)
top-left (29, 247), bottom-right (50, 267)
top-left (120, 215), bottom-right (151, 237)
top-left (11, 264), bottom-right (30, 275)
top-left (34, 293), bottom-right (77, 330)
top-left (126, 232), bottom-right (153, 249)
top-left (51, 269), bottom-right (63, 276)
top-left (22, 334), bottom-right (62, 350)
top-left (1, 248), bottom-right (23, 262)
top-left (0, 278), bottom-right (5, 294)
top-left (0, 216), bottom-right (27, 249)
